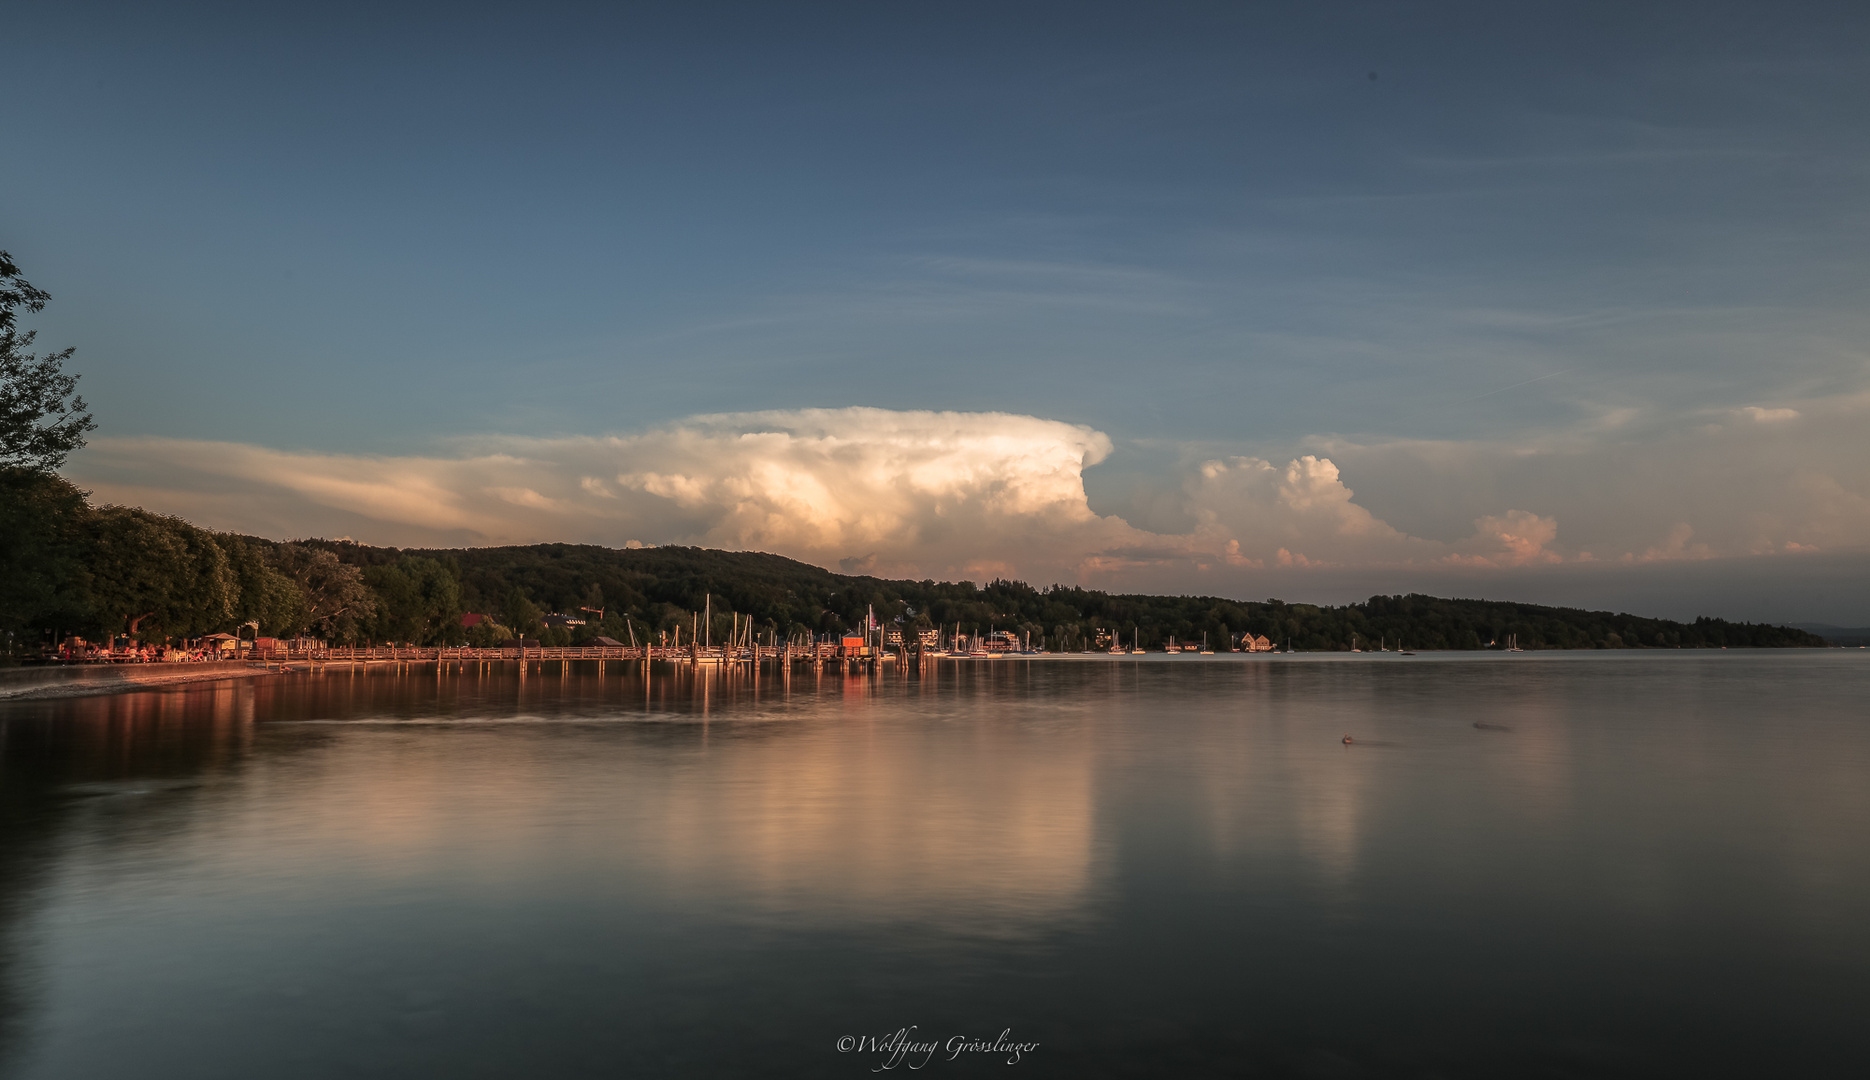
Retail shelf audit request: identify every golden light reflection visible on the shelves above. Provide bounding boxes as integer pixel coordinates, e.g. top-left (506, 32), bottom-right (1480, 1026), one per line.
top-left (98, 665), bottom-right (1107, 937)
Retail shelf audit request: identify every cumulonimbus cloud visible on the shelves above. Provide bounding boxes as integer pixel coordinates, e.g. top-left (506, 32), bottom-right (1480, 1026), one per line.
top-left (76, 409), bottom-right (1135, 580)
top-left (68, 400), bottom-right (1870, 590)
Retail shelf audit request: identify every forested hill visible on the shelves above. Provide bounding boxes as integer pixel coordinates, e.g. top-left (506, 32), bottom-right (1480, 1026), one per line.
top-left (306, 539), bottom-right (1825, 651)
top-left (0, 467), bottom-right (1829, 650)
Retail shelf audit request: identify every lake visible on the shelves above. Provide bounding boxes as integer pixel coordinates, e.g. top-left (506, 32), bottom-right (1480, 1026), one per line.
top-left (2, 652), bottom-right (1866, 1078)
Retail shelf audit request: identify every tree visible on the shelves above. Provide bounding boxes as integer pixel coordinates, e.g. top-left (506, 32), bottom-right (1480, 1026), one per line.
top-left (0, 252), bottom-right (95, 472)
top-left (499, 587), bottom-right (543, 638)
top-left (464, 618), bottom-right (514, 648)
top-left (270, 544), bottom-right (375, 641)
top-left (220, 535), bottom-right (310, 637)
top-left (0, 467), bottom-right (92, 637)
top-left (83, 506), bottom-right (236, 640)
top-left (362, 556), bottom-right (462, 644)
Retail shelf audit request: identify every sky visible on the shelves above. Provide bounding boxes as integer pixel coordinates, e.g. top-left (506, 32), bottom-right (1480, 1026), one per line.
top-left (6, 0), bottom-right (1869, 623)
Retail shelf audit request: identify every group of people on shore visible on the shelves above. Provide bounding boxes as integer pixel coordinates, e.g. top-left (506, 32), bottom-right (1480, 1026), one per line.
top-left (52, 642), bottom-right (219, 664)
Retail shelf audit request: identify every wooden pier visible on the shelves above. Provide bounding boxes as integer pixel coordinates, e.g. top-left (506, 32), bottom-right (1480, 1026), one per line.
top-left (259, 643), bottom-right (907, 672)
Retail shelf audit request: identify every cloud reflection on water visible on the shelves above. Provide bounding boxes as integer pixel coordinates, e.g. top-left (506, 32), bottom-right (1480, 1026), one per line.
top-left (151, 666), bottom-right (1110, 939)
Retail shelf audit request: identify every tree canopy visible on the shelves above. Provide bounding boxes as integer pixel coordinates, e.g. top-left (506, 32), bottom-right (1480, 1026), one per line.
top-left (0, 251), bottom-right (95, 473)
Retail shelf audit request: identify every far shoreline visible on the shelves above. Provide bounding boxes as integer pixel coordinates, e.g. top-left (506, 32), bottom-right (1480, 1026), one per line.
top-left (8, 647), bottom-right (1863, 705)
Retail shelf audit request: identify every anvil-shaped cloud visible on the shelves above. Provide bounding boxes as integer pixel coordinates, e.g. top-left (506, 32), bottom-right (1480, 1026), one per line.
top-left (70, 403), bottom-right (1870, 605)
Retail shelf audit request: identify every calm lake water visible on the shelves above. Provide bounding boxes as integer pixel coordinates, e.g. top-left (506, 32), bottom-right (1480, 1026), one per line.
top-left (1, 652), bottom-right (1867, 1078)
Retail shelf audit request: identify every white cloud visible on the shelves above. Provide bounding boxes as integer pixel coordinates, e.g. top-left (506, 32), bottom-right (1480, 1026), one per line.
top-left (1628, 522), bottom-right (1715, 563)
top-left (1179, 454), bottom-right (1429, 568)
top-left (67, 399), bottom-right (1870, 595)
top-left (1446, 511), bottom-right (1564, 567)
top-left (1315, 389), bottom-right (1870, 565)
top-left (76, 409), bottom-right (1136, 580)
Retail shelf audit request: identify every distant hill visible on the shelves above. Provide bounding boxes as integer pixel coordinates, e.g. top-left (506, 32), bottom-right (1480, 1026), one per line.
top-left (304, 540), bottom-right (1827, 651)
top-left (1, 467), bottom-right (1826, 654)
top-left (1792, 624), bottom-right (1870, 647)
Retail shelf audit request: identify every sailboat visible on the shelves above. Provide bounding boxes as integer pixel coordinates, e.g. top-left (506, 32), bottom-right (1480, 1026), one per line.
top-left (1200, 632), bottom-right (1213, 655)
top-left (1130, 627), bottom-right (1145, 654)
top-left (694, 595), bottom-right (725, 663)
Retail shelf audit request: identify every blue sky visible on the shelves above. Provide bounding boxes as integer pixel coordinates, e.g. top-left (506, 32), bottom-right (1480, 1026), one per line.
top-left (8, 1), bottom-right (1869, 621)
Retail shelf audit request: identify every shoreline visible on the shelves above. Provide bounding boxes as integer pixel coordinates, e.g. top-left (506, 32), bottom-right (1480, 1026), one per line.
top-left (0, 661), bottom-right (285, 703)
top-left (4, 646), bottom-right (1854, 704)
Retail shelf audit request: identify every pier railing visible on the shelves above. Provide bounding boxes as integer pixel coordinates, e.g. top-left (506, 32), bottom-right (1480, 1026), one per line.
top-left (275, 644), bottom-right (893, 664)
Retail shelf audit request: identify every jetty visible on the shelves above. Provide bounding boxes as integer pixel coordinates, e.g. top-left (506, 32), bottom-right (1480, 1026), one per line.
top-left (280, 642), bottom-right (905, 672)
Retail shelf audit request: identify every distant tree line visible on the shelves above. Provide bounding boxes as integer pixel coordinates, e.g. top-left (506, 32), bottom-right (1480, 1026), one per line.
top-left (3, 519), bottom-right (1827, 656)
top-left (301, 540), bottom-right (1827, 652)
